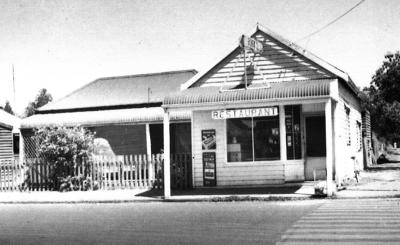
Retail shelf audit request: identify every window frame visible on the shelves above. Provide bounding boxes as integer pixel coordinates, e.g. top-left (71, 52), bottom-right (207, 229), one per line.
top-left (345, 105), bottom-right (351, 146)
top-left (226, 115), bottom-right (280, 163)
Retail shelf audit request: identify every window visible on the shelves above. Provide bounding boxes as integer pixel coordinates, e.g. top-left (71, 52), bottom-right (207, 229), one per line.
top-left (285, 105), bottom-right (302, 159)
top-left (345, 105), bottom-right (351, 146)
top-left (227, 115), bottom-right (280, 162)
top-left (357, 121), bottom-right (362, 150)
top-left (13, 134), bottom-right (19, 155)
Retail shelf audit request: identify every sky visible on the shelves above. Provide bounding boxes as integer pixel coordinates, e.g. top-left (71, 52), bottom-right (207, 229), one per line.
top-left (0, 0), bottom-right (399, 115)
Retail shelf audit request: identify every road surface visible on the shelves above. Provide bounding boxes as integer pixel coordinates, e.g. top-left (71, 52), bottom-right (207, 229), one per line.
top-left (0, 199), bottom-right (399, 244)
top-left (277, 198), bottom-right (400, 244)
top-left (0, 200), bottom-right (321, 245)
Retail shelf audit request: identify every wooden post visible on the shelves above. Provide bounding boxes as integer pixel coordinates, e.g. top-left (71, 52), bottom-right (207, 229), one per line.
top-left (325, 99), bottom-right (334, 196)
top-left (163, 109), bottom-right (171, 199)
top-left (279, 105), bottom-right (287, 162)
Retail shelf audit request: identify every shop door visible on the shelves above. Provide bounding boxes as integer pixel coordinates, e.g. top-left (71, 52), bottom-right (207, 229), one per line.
top-left (305, 116), bottom-right (326, 180)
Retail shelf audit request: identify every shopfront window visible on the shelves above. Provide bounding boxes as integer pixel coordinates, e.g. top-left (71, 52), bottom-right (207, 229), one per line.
top-left (227, 116), bottom-right (280, 162)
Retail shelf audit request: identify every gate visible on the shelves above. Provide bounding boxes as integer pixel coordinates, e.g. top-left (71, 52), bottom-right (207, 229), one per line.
top-left (170, 153), bottom-right (192, 190)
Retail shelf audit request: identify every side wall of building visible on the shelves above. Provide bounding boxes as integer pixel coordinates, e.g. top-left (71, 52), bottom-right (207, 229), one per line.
top-left (335, 82), bottom-right (363, 184)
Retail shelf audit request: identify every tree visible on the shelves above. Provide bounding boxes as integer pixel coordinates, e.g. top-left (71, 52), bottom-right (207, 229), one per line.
top-left (3, 100), bottom-right (14, 115)
top-left (24, 88), bottom-right (53, 117)
top-left (367, 51), bottom-right (400, 142)
top-left (371, 52), bottom-right (400, 103)
top-left (35, 126), bottom-right (95, 190)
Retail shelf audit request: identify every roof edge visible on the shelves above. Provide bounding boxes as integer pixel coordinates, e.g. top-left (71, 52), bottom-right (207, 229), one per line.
top-left (36, 102), bottom-right (162, 114)
top-left (95, 69), bottom-right (198, 82)
top-left (0, 122), bottom-right (13, 130)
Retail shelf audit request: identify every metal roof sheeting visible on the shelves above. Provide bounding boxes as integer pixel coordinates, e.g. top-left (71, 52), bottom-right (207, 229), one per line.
top-left (165, 79), bottom-right (332, 107)
top-left (21, 107), bottom-right (190, 129)
top-left (39, 70), bottom-right (197, 112)
top-left (0, 110), bottom-right (21, 133)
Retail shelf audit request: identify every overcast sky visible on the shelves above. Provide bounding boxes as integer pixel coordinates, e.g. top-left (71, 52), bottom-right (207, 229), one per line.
top-left (0, 0), bottom-right (399, 115)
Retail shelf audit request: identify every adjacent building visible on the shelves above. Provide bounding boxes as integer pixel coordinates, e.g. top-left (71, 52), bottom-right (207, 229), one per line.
top-left (0, 109), bottom-right (21, 163)
top-left (21, 70), bottom-right (197, 161)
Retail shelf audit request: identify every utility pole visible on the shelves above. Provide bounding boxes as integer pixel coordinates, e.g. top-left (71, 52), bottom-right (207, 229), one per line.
top-left (12, 64), bottom-right (16, 111)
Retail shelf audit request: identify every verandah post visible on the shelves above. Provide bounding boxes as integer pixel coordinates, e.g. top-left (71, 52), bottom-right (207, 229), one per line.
top-left (279, 105), bottom-right (287, 162)
top-left (325, 98), bottom-right (334, 196)
top-left (163, 109), bottom-right (171, 199)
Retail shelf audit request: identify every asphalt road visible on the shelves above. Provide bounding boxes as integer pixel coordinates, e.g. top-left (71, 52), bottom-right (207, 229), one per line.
top-left (278, 198), bottom-right (400, 245)
top-left (0, 200), bottom-right (323, 245)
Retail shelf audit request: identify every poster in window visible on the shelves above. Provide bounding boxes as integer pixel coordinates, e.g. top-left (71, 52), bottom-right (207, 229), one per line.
top-left (202, 129), bottom-right (216, 150)
top-left (203, 152), bottom-right (216, 186)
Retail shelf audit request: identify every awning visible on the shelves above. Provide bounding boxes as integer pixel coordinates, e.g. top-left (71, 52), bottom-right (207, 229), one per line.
top-left (21, 107), bottom-right (190, 129)
top-left (164, 79), bottom-right (332, 107)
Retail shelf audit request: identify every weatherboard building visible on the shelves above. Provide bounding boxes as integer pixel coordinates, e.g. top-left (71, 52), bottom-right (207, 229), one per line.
top-left (162, 24), bottom-right (366, 197)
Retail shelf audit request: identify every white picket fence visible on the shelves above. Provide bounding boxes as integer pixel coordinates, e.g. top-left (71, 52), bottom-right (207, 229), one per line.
top-left (0, 153), bottom-right (192, 192)
top-left (0, 154), bottom-right (164, 191)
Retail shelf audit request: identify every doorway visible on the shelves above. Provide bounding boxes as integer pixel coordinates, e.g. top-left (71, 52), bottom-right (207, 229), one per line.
top-left (305, 116), bottom-right (326, 180)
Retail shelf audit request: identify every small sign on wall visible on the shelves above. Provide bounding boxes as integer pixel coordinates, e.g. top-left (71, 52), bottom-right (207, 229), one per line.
top-left (202, 129), bottom-right (216, 150)
top-left (203, 152), bottom-right (216, 186)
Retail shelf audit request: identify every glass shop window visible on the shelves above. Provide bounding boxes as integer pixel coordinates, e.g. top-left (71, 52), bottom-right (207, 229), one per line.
top-left (285, 105), bottom-right (302, 160)
top-left (227, 116), bottom-right (280, 162)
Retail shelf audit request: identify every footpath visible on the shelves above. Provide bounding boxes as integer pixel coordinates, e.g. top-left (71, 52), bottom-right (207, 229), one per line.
top-left (0, 163), bottom-right (399, 203)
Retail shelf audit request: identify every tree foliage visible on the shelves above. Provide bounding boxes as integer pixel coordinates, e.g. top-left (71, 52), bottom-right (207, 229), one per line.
top-left (35, 126), bottom-right (95, 190)
top-left (36, 126), bottom-right (95, 168)
top-left (3, 100), bottom-right (14, 115)
top-left (366, 51), bottom-right (400, 142)
top-left (24, 88), bottom-right (53, 117)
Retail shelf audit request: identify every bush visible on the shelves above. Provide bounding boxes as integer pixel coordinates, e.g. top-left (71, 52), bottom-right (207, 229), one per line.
top-left (35, 126), bottom-right (95, 191)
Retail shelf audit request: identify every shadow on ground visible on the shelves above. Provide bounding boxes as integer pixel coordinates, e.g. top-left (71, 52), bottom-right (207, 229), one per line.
top-left (136, 186), bottom-right (303, 197)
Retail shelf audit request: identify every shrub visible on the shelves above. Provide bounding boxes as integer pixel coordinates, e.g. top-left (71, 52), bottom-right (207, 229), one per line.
top-left (35, 126), bottom-right (95, 191)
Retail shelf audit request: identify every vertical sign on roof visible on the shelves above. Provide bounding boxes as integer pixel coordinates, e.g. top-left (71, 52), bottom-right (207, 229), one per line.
top-left (239, 35), bottom-right (263, 54)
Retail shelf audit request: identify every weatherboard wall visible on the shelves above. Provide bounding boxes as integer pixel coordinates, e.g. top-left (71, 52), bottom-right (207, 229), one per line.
top-left (334, 82), bottom-right (363, 184)
top-left (0, 126), bottom-right (13, 162)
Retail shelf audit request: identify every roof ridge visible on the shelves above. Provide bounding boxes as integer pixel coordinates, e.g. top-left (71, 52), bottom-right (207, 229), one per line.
top-left (96, 69), bottom-right (198, 81)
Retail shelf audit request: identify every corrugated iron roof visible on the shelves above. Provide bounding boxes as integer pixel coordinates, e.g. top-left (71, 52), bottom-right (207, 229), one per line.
top-left (165, 79), bottom-right (332, 107)
top-left (21, 107), bottom-right (190, 129)
top-left (39, 69), bottom-right (197, 112)
top-left (0, 110), bottom-right (21, 133)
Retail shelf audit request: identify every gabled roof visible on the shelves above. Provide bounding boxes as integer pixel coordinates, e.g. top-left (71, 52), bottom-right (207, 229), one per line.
top-left (39, 69), bottom-right (197, 113)
top-left (181, 23), bottom-right (358, 95)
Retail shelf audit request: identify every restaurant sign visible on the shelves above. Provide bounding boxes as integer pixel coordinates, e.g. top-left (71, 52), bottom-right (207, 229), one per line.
top-left (211, 107), bottom-right (278, 120)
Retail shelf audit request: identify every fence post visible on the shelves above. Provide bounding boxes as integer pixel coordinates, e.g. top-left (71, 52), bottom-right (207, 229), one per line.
top-left (124, 156), bottom-right (128, 189)
top-left (134, 155), bottom-right (139, 188)
top-left (5, 162), bottom-right (9, 191)
top-left (139, 155), bottom-right (143, 188)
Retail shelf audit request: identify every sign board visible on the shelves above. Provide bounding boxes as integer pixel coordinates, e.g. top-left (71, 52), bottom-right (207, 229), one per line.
top-left (211, 107), bottom-right (278, 120)
top-left (239, 35), bottom-right (263, 53)
top-left (202, 129), bottom-right (216, 150)
top-left (203, 152), bottom-right (216, 186)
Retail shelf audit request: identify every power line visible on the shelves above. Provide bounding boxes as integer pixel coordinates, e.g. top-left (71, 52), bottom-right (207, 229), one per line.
top-left (297, 0), bottom-right (366, 42)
